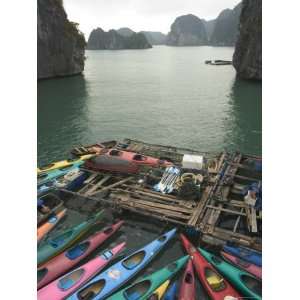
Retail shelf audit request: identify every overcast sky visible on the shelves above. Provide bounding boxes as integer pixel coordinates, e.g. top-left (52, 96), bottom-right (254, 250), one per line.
top-left (64, 0), bottom-right (241, 39)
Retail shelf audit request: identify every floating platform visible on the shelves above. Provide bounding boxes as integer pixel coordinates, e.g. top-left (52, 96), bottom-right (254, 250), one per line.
top-left (205, 60), bottom-right (232, 65)
top-left (42, 138), bottom-right (262, 251)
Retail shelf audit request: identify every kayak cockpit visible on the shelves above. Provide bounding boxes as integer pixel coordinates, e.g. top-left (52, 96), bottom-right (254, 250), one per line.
top-left (77, 279), bottom-right (106, 300)
top-left (204, 268), bottom-right (226, 291)
top-left (58, 268), bottom-right (85, 291)
top-left (65, 241), bottom-right (90, 260)
top-left (37, 268), bottom-right (48, 283)
top-left (241, 274), bottom-right (262, 296)
top-left (123, 280), bottom-right (151, 300)
top-left (122, 250), bottom-right (146, 270)
top-left (49, 230), bottom-right (74, 248)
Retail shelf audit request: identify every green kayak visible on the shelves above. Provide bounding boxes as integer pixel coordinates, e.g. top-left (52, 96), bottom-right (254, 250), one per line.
top-left (37, 210), bottom-right (104, 266)
top-left (106, 255), bottom-right (189, 300)
top-left (198, 247), bottom-right (262, 300)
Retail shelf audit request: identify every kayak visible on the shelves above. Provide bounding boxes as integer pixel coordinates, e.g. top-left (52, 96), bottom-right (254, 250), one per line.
top-left (148, 280), bottom-right (170, 300)
top-left (223, 245), bottom-right (262, 267)
top-left (37, 209), bottom-right (67, 243)
top-left (164, 281), bottom-right (178, 300)
top-left (37, 243), bottom-right (125, 300)
top-left (38, 169), bottom-right (88, 195)
top-left (180, 234), bottom-right (241, 300)
top-left (37, 161), bottom-right (84, 186)
top-left (106, 255), bottom-right (189, 300)
top-left (37, 154), bottom-right (93, 174)
top-left (37, 220), bottom-right (123, 289)
top-left (221, 251), bottom-right (262, 279)
top-left (199, 248), bottom-right (262, 300)
top-left (37, 210), bottom-right (104, 266)
top-left (178, 259), bottom-right (196, 300)
top-left (66, 228), bottom-right (177, 300)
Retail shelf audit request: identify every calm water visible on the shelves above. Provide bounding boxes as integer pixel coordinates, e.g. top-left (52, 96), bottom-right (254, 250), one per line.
top-left (38, 46), bottom-right (261, 165)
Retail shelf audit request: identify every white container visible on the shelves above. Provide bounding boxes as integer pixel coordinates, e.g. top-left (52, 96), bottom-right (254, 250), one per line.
top-left (182, 154), bottom-right (204, 170)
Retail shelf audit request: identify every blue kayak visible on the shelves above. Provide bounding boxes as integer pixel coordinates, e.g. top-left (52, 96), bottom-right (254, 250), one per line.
top-left (37, 161), bottom-right (84, 186)
top-left (164, 281), bottom-right (178, 300)
top-left (223, 245), bottom-right (262, 267)
top-left (66, 228), bottom-right (177, 300)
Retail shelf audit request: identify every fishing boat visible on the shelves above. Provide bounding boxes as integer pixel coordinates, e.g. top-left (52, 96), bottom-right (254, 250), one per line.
top-left (221, 251), bottom-right (262, 279)
top-left (148, 280), bottom-right (170, 300)
top-left (37, 220), bottom-right (124, 289)
top-left (37, 210), bottom-right (104, 266)
top-left (106, 256), bottom-right (189, 300)
top-left (38, 169), bottom-right (88, 194)
top-left (66, 228), bottom-right (177, 300)
top-left (199, 248), bottom-right (262, 300)
top-left (37, 161), bottom-right (84, 186)
top-left (71, 141), bottom-right (118, 157)
top-left (223, 245), bottom-right (262, 267)
top-left (103, 149), bottom-right (173, 167)
top-left (180, 234), bottom-right (241, 300)
top-left (37, 193), bottom-right (64, 226)
top-left (178, 259), bottom-right (196, 300)
top-left (37, 209), bottom-right (67, 243)
top-left (37, 154), bottom-right (93, 174)
top-left (37, 243), bottom-right (126, 300)
top-left (163, 281), bottom-right (178, 300)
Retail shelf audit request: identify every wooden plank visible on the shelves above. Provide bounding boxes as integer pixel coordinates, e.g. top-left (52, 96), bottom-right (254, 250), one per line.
top-left (91, 177), bottom-right (134, 196)
top-left (84, 175), bottom-right (111, 196)
top-left (205, 205), bottom-right (247, 216)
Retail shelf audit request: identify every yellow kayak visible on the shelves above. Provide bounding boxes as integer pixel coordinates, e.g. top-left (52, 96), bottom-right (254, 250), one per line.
top-left (152, 280), bottom-right (170, 299)
top-left (37, 154), bottom-right (93, 174)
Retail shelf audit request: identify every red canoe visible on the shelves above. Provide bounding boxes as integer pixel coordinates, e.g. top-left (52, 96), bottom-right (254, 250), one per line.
top-left (180, 234), bottom-right (241, 300)
top-left (37, 220), bottom-right (123, 289)
top-left (221, 251), bottom-right (262, 279)
top-left (179, 259), bottom-right (196, 300)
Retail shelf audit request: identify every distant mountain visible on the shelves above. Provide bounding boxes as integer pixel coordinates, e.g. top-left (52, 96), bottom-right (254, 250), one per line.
top-left (87, 28), bottom-right (152, 50)
top-left (166, 14), bottom-right (208, 46)
top-left (117, 27), bottom-right (135, 37)
top-left (140, 31), bottom-right (167, 45)
top-left (210, 3), bottom-right (242, 46)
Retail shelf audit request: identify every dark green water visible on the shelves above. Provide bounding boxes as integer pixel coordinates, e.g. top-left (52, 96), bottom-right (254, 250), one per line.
top-left (38, 46), bottom-right (261, 165)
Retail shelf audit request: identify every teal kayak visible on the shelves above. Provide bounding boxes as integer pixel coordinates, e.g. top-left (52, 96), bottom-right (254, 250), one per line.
top-left (199, 247), bottom-right (262, 300)
top-left (107, 255), bottom-right (189, 300)
top-left (37, 210), bottom-right (103, 266)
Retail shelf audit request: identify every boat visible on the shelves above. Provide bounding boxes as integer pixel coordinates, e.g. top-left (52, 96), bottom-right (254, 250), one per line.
top-left (221, 251), bottom-right (262, 279)
top-left (103, 148), bottom-right (173, 167)
top-left (223, 245), bottom-right (262, 267)
top-left (205, 60), bottom-right (232, 65)
top-left (37, 154), bottom-right (93, 174)
top-left (37, 161), bottom-right (84, 186)
top-left (199, 248), bottom-right (262, 300)
top-left (66, 228), bottom-right (177, 300)
top-left (37, 210), bottom-right (104, 266)
top-left (38, 169), bottom-right (88, 194)
top-left (37, 193), bottom-right (65, 226)
top-left (180, 234), bottom-right (241, 300)
top-left (84, 155), bottom-right (140, 174)
top-left (178, 259), bottom-right (196, 300)
top-left (37, 209), bottom-right (67, 243)
top-left (37, 220), bottom-right (124, 289)
top-left (106, 256), bottom-right (189, 300)
top-left (71, 140), bottom-right (118, 157)
top-left (37, 243), bottom-right (126, 300)
top-left (163, 281), bottom-right (178, 300)
top-left (148, 280), bottom-right (170, 300)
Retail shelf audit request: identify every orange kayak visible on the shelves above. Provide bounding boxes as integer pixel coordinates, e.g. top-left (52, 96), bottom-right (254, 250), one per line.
top-left (37, 209), bottom-right (67, 243)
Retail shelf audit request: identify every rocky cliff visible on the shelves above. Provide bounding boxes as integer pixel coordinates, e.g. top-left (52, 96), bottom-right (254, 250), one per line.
top-left (37, 0), bottom-right (85, 80)
top-left (87, 28), bottom-right (152, 50)
top-left (210, 3), bottom-right (242, 46)
top-left (233, 0), bottom-right (262, 80)
top-left (202, 19), bottom-right (216, 42)
top-left (166, 14), bottom-right (208, 46)
top-left (141, 31), bottom-right (167, 45)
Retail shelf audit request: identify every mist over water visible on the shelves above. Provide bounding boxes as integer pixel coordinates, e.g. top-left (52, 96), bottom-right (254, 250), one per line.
top-left (38, 46), bottom-right (261, 165)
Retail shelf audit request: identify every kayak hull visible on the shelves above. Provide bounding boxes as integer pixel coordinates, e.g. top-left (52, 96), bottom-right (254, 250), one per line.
top-left (37, 243), bottom-right (125, 300)
top-left (37, 220), bottom-right (123, 289)
top-left (179, 259), bottom-right (196, 300)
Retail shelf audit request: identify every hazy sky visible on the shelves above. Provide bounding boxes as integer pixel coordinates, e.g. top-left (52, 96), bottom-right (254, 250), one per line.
top-left (64, 0), bottom-right (241, 38)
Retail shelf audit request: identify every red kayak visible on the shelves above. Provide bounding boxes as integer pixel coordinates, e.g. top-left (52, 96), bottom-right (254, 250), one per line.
top-left (37, 242), bottom-right (126, 300)
top-left (179, 259), bottom-right (196, 300)
top-left (221, 251), bottom-right (262, 279)
top-left (37, 220), bottom-right (123, 289)
top-left (180, 234), bottom-right (241, 300)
